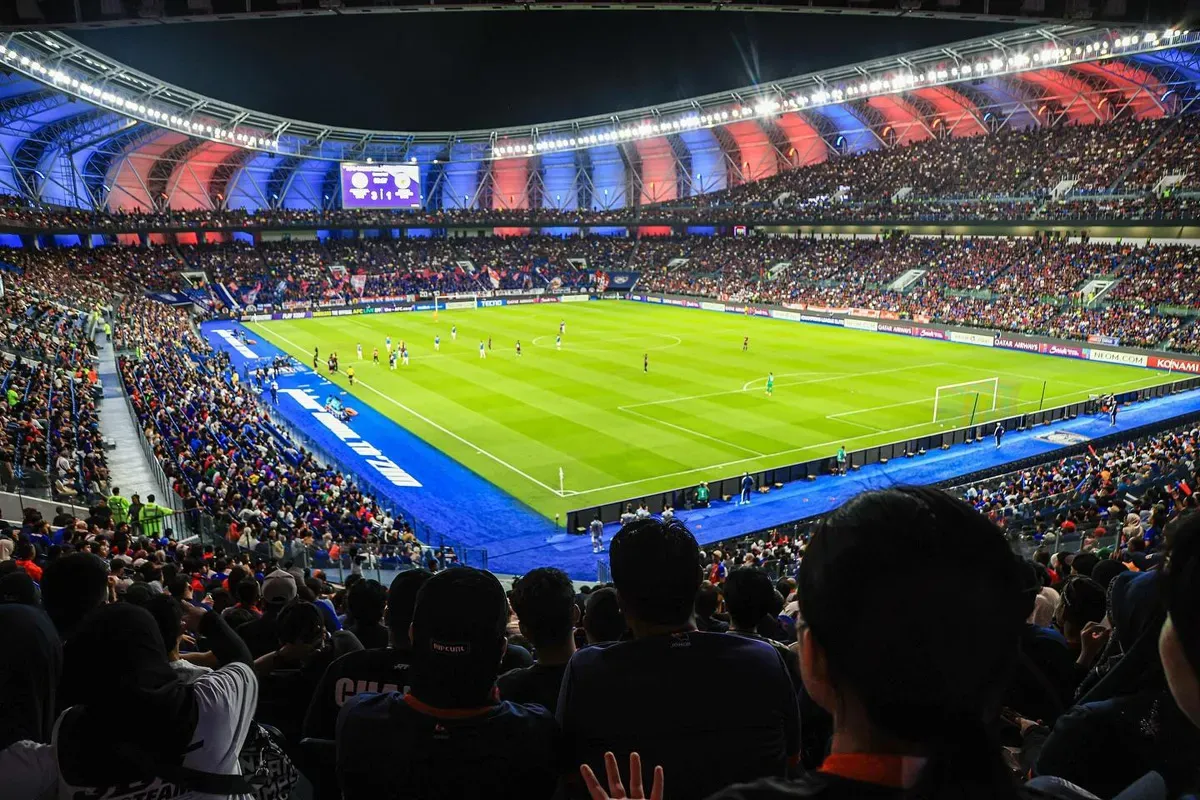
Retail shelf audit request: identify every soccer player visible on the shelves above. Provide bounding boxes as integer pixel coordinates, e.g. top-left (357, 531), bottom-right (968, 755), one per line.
top-left (327, 355), bottom-right (335, 375)
top-left (516, 340), bottom-right (522, 357)
top-left (385, 335), bottom-right (392, 353)
top-left (357, 343), bottom-right (363, 360)
top-left (434, 335), bottom-right (441, 352)
top-left (555, 334), bottom-right (562, 350)
top-left (994, 422), bottom-right (1004, 448)
top-left (388, 349), bottom-right (397, 370)
top-left (766, 372), bottom-right (774, 396)
top-left (452, 325), bottom-right (457, 341)
top-left (401, 346), bottom-right (409, 367)
top-left (479, 340), bottom-right (487, 359)
top-left (347, 366), bottom-right (356, 386)
top-left (488, 336), bottom-right (493, 350)
top-left (560, 320), bottom-right (566, 335)
top-left (743, 336), bottom-right (749, 352)
top-left (312, 351), bottom-right (320, 370)
top-left (589, 516), bottom-right (604, 554)
top-left (372, 347), bottom-right (379, 366)
top-left (643, 353), bottom-right (648, 373)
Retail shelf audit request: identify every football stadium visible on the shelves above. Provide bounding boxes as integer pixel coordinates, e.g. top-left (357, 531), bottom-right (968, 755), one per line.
top-left (2, 3), bottom-right (1200, 798)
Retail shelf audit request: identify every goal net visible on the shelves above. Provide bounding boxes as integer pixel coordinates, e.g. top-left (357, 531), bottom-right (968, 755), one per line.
top-left (932, 377), bottom-right (1000, 425)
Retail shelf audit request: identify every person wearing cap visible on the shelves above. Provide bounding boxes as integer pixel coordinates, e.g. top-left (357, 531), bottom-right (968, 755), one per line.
top-left (337, 567), bottom-right (558, 799)
top-left (557, 518), bottom-right (799, 799)
top-left (235, 569), bottom-right (298, 658)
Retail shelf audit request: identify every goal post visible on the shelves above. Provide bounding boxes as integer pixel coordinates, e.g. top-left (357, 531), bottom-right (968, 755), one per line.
top-left (932, 377), bottom-right (999, 424)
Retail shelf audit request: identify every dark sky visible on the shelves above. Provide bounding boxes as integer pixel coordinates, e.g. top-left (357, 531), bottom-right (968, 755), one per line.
top-left (74, 13), bottom-right (1014, 132)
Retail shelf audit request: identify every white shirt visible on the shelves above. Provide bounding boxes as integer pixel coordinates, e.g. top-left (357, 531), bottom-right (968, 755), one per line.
top-left (52, 662), bottom-right (258, 800)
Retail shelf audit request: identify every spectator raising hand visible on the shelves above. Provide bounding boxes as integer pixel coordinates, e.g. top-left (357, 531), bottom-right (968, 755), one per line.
top-left (581, 752), bottom-right (664, 800)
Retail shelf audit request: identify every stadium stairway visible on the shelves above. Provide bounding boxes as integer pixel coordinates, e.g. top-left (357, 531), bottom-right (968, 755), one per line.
top-left (95, 331), bottom-right (161, 502)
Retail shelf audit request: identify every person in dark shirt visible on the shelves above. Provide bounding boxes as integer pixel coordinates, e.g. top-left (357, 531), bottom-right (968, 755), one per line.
top-left (345, 578), bottom-right (390, 650)
top-left (236, 568), bottom-right (297, 657)
top-left (694, 580), bottom-right (729, 633)
top-left (582, 587), bottom-right (625, 644)
top-left (498, 567), bottom-right (577, 713)
top-left (725, 566), bottom-right (831, 770)
top-left (557, 518), bottom-right (799, 800)
top-left (337, 567), bottom-right (558, 800)
top-left (304, 568), bottom-right (432, 740)
top-left (709, 488), bottom-right (1029, 800)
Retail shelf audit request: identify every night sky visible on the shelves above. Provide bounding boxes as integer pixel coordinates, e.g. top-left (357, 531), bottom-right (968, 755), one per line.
top-left (74, 13), bottom-right (1015, 132)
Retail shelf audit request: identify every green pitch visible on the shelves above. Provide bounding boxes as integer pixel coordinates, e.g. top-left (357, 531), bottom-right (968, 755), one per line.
top-left (250, 302), bottom-right (1174, 520)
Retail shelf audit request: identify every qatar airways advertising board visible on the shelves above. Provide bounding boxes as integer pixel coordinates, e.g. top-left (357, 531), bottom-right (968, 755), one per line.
top-left (339, 163), bottom-right (423, 209)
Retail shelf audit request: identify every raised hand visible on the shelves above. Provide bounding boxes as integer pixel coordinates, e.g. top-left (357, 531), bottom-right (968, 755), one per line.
top-left (580, 752), bottom-right (664, 800)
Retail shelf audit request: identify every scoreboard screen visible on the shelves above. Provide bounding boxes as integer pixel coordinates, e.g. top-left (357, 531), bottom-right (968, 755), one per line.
top-left (339, 162), bottom-right (422, 209)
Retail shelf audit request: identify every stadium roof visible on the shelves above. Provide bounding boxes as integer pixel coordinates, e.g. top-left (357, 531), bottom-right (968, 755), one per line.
top-left (0, 24), bottom-right (1195, 213)
top-left (0, 0), bottom-right (1192, 29)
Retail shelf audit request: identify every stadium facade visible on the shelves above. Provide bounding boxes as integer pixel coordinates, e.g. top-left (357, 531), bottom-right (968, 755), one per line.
top-left (0, 25), bottom-right (1194, 219)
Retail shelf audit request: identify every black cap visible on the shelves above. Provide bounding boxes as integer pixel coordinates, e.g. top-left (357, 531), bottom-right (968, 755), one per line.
top-left (412, 568), bottom-right (507, 659)
top-left (409, 568), bottom-right (508, 706)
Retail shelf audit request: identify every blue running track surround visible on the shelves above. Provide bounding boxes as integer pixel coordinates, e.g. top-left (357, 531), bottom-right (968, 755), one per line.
top-left (202, 321), bottom-right (1200, 580)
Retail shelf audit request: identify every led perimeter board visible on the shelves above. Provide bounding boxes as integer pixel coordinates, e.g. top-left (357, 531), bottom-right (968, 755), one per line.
top-left (339, 162), bottom-right (423, 209)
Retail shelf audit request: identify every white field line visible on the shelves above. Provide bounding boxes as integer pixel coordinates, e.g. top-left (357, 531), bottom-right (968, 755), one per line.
top-left (741, 371), bottom-right (844, 391)
top-left (251, 323), bottom-right (569, 498)
top-left (618, 405), bottom-right (767, 457)
top-left (623, 363), bottom-right (950, 411)
top-left (563, 372), bottom-right (1173, 499)
top-left (826, 392), bottom-right (1027, 420)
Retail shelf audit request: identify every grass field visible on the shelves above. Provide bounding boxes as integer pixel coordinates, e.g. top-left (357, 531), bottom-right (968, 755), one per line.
top-left (250, 302), bottom-right (1175, 520)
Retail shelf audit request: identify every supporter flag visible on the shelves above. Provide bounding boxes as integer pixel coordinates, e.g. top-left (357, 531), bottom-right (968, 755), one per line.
top-left (1181, 480), bottom-right (1193, 497)
top-left (350, 274), bottom-right (367, 296)
top-left (242, 282), bottom-right (261, 306)
top-left (487, 267), bottom-right (500, 289)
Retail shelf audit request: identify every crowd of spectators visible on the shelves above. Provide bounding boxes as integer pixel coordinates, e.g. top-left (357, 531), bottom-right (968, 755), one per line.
top-left (639, 232), bottom-right (1200, 351)
top-left (179, 236), bottom-right (614, 310)
top-left (1, 480), bottom-right (1198, 799)
top-left (0, 113), bottom-right (1197, 238)
top-left (0, 254), bottom-right (108, 504)
top-left (962, 421), bottom-right (1198, 543)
